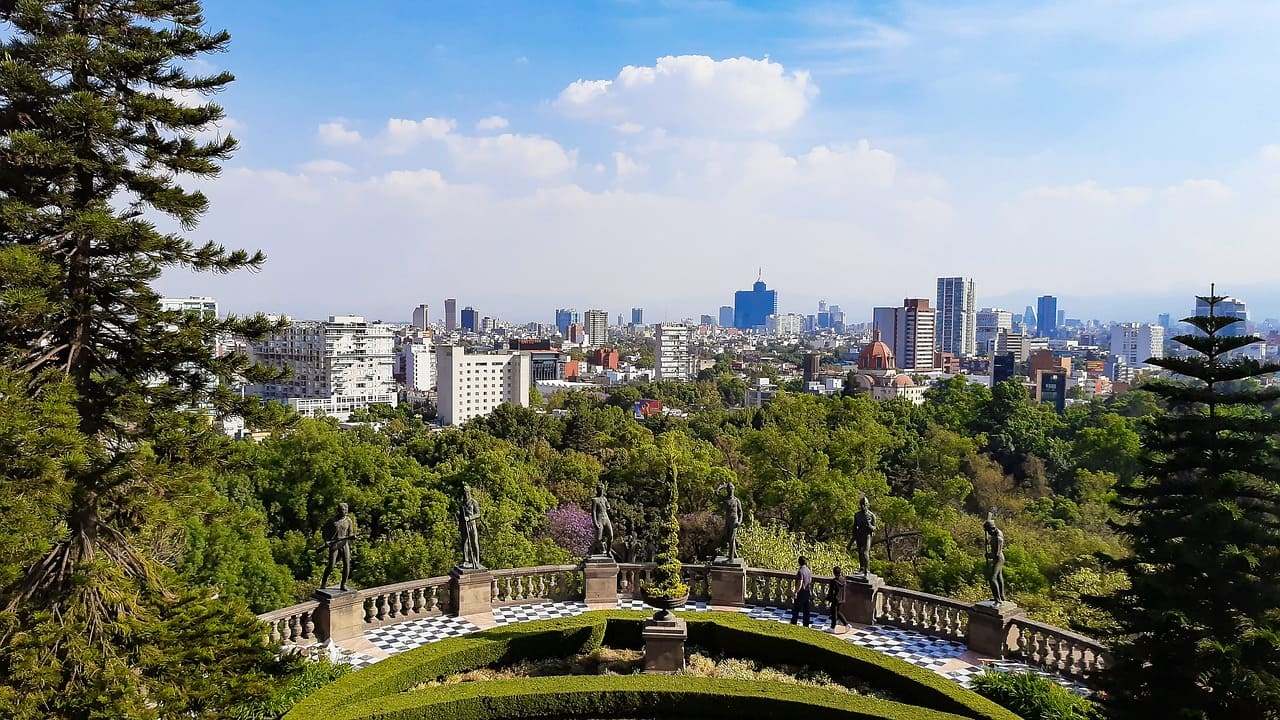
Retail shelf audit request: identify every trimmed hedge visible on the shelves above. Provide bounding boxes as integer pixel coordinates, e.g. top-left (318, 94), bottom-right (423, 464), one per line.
top-left (284, 611), bottom-right (1020, 720)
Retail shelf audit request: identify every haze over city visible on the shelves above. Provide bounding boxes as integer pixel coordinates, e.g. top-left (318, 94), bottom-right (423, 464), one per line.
top-left (154, 0), bottom-right (1280, 323)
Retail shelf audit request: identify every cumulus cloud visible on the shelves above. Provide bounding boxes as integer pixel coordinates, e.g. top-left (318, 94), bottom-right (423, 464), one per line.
top-left (382, 117), bottom-right (456, 154)
top-left (613, 152), bottom-right (645, 179)
top-left (446, 133), bottom-right (577, 179)
top-left (318, 121), bottom-right (361, 145)
top-left (298, 159), bottom-right (355, 175)
top-left (476, 115), bottom-right (510, 131)
top-left (555, 55), bottom-right (817, 133)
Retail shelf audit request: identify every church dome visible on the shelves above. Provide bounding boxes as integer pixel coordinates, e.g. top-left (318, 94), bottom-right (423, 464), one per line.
top-left (858, 330), bottom-right (896, 371)
top-left (890, 374), bottom-right (916, 388)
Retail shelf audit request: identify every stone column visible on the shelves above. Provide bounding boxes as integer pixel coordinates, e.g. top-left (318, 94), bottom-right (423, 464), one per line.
top-left (583, 557), bottom-right (619, 604)
top-left (845, 573), bottom-right (883, 625)
top-left (450, 567), bottom-right (494, 617)
top-left (642, 616), bottom-right (688, 673)
top-left (967, 601), bottom-right (1026, 657)
top-left (709, 563), bottom-right (747, 607)
top-left (312, 588), bottom-right (365, 643)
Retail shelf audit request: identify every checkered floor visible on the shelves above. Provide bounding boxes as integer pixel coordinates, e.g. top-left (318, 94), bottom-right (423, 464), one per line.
top-left (326, 600), bottom-right (1086, 695)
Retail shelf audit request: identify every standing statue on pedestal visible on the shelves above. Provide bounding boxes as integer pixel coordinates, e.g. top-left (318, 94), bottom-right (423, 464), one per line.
top-left (590, 482), bottom-right (615, 558)
top-left (717, 481), bottom-right (743, 563)
top-left (320, 502), bottom-right (357, 591)
top-left (850, 495), bottom-right (877, 576)
top-left (984, 512), bottom-right (1007, 604)
top-left (459, 484), bottom-right (485, 570)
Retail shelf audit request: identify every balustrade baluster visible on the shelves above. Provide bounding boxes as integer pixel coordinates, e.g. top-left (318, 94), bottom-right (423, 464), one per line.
top-left (302, 612), bottom-right (315, 640)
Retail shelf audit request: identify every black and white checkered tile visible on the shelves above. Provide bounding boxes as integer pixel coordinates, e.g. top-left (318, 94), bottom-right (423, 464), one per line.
top-left (364, 615), bottom-right (482, 656)
top-left (492, 601), bottom-right (590, 625)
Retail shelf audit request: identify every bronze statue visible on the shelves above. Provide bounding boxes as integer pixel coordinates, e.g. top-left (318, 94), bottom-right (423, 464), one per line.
top-left (984, 512), bottom-right (1007, 604)
top-left (851, 495), bottom-right (877, 576)
top-left (320, 502), bottom-right (356, 590)
top-left (719, 481), bottom-right (743, 562)
top-left (590, 482), bottom-right (614, 558)
top-left (459, 484), bottom-right (484, 570)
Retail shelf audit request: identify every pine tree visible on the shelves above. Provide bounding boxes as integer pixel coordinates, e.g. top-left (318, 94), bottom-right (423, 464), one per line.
top-left (0, 2), bottom-right (294, 717)
top-left (1100, 288), bottom-right (1280, 719)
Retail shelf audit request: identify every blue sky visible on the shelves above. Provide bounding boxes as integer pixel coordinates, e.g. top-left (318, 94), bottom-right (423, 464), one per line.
top-left (159, 0), bottom-right (1280, 323)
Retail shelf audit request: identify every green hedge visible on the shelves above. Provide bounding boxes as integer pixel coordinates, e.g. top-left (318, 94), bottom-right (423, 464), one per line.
top-left (284, 611), bottom-right (1019, 720)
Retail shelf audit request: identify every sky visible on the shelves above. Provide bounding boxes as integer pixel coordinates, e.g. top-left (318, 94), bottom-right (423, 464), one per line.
top-left (155, 0), bottom-right (1280, 325)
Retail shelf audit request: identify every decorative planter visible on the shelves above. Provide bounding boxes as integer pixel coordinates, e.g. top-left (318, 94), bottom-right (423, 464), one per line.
top-left (641, 589), bottom-right (689, 622)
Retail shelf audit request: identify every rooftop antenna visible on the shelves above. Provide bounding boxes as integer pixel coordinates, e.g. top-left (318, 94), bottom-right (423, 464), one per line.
top-left (757, 266), bottom-right (762, 282)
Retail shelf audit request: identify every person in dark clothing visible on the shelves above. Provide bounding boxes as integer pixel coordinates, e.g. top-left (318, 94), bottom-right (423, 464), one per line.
top-left (827, 566), bottom-right (850, 632)
top-left (791, 556), bottom-right (813, 627)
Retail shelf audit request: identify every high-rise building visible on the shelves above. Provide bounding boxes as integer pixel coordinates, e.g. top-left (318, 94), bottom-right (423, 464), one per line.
top-left (996, 330), bottom-right (1030, 362)
top-left (1022, 304), bottom-right (1037, 331)
top-left (873, 299), bottom-right (937, 371)
top-left (411, 303), bottom-right (429, 331)
top-left (248, 315), bottom-right (397, 419)
top-left (935, 277), bottom-right (977, 357)
top-left (992, 353), bottom-right (1016, 385)
top-left (584, 309), bottom-right (609, 347)
top-left (400, 337), bottom-right (434, 391)
top-left (718, 306), bottom-right (734, 328)
top-left (1110, 323), bottom-right (1165, 366)
top-left (1195, 295), bottom-right (1248, 337)
top-left (631, 308), bottom-right (644, 325)
top-left (1157, 313), bottom-right (1171, 329)
top-left (700, 314), bottom-right (714, 326)
top-left (975, 308), bottom-right (1013, 356)
top-left (460, 306), bottom-right (478, 333)
top-left (802, 353), bottom-right (821, 384)
top-left (555, 308), bottom-right (577, 337)
top-left (1056, 309), bottom-right (1065, 328)
top-left (654, 323), bottom-right (691, 380)
top-left (765, 313), bottom-right (803, 336)
top-left (733, 278), bottom-right (778, 330)
top-left (435, 346), bottom-right (531, 425)
top-left (444, 298), bottom-right (457, 332)
top-left (1036, 296), bottom-right (1057, 338)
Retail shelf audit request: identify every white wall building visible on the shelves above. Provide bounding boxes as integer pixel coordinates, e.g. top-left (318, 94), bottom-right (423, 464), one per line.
top-left (654, 323), bottom-right (692, 381)
top-left (976, 308), bottom-right (1013, 356)
top-left (584, 309), bottom-right (609, 348)
top-left (936, 277), bottom-right (977, 357)
top-left (436, 346), bottom-right (531, 425)
top-left (249, 315), bottom-right (397, 420)
top-left (1110, 323), bottom-right (1165, 366)
top-left (400, 338), bottom-right (435, 391)
top-left (765, 313), bottom-right (803, 336)
top-left (873, 300), bottom-right (937, 371)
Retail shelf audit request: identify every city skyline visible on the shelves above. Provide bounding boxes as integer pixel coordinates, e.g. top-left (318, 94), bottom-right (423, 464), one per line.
top-left (154, 1), bottom-right (1280, 322)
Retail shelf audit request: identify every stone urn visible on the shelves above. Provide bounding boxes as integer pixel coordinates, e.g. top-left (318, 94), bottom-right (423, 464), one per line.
top-left (641, 588), bottom-right (689, 622)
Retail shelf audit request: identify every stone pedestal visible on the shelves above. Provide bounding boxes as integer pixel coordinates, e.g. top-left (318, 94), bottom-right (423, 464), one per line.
top-left (642, 616), bottom-right (688, 673)
top-left (450, 566), bottom-right (493, 617)
top-left (583, 557), bottom-right (619, 604)
top-left (967, 601), bottom-right (1025, 657)
top-left (709, 563), bottom-right (747, 607)
top-left (845, 573), bottom-right (884, 625)
top-left (313, 588), bottom-right (364, 643)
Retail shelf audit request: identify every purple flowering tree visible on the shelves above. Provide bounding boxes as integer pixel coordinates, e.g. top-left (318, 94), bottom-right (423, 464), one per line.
top-left (546, 504), bottom-right (594, 557)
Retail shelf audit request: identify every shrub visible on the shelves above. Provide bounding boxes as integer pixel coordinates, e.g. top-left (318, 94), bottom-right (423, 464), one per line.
top-left (231, 658), bottom-right (351, 719)
top-left (969, 670), bottom-right (1101, 720)
top-left (546, 505), bottom-right (594, 557)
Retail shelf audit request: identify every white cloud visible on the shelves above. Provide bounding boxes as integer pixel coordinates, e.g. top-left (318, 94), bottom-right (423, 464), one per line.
top-left (446, 133), bottom-right (577, 179)
top-left (475, 115), bottom-right (510, 131)
top-left (613, 152), bottom-right (646, 179)
top-left (613, 122), bottom-right (645, 134)
top-left (298, 159), bottom-right (355, 175)
top-left (382, 117), bottom-right (456, 154)
top-left (318, 121), bottom-right (361, 146)
top-left (555, 55), bottom-right (817, 133)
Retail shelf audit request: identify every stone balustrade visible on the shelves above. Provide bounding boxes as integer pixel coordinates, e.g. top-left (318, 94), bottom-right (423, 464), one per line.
top-left (257, 562), bottom-right (1109, 685)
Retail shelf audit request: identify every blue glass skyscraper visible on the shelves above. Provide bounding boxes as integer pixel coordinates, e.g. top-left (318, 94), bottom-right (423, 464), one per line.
top-left (733, 279), bottom-right (777, 330)
top-left (1036, 295), bottom-right (1057, 338)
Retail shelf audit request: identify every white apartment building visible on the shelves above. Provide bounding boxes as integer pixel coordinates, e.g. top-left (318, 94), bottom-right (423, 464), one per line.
top-left (936, 277), bottom-right (977, 357)
top-left (996, 330), bottom-right (1031, 362)
top-left (976, 308), bottom-right (1013, 356)
top-left (1110, 323), bottom-right (1165, 366)
top-left (400, 338), bottom-right (435, 391)
top-left (584, 309), bottom-right (609, 347)
top-left (654, 323), bottom-right (692, 381)
top-left (249, 315), bottom-right (397, 420)
top-left (436, 346), bottom-right (531, 425)
top-left (765, 313), bottom-right (803, 336)
top-left (873, 299), bottom-right (937, 371)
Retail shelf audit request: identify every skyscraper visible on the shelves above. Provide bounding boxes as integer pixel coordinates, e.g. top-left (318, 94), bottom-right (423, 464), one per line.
top-left (975, 308), bottom-right (1013, 356)
top-left (584, 309), bottom-right (608, 347)
top-left (718, 306), bottom-right (734, 328)
top-left (631, 308), bottom-right (644, 325)
top-left (555, 308), bottom-right (576, 337)
top-left (872, 299), bottom-right (937, 371)
top-left (411, 303), bottom-right (429, 331)
top-left (1195, 295), bottom-right (1248, 337)
top-left (733, 278), bottom-right (778, 330)
top-left (460, 306), bottom-right (478, 333)
top-left (1110, 323), bottom-right (1165, 365)
top-left (1022, 304), bottom-right (1037, 331)
top-left (935, 277), bottom-right (977, 357)
top-left (444, 298), bottom-right (457, 332)
top-left (1036, 296), bottom-right (1057, 338)
top-left (654, 323), bottom-right (691, 380)
top-left (1157, 313), bottom-right (1171, 329)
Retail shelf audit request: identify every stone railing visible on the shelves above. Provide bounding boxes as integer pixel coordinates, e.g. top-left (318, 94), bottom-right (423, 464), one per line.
top-left (1008, 617), bottom-right (1111, 680)
top-left (617, 562), bottom-right (655, 597)
top-left (681, 564), bottom-right (712, 601)
top-left (877, 586), bottom-right (969, 643)
top-left (743, 568), bottom-right (833, 614)
top-left (491, 565), bottom-right (583, 606)
top-left (261, 600), bottom-right (320, 646)
top-left (360, 576), bottom-right (452, 629)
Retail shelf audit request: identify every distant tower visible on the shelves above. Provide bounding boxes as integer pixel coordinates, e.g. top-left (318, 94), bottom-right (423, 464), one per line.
top-left (1036, 296), bottom-right (1057, 338)
top-left (445, 298), bottom-right (458, 332)
top-left (733, 277), bottom-right (778, 330)
top-left (935, 277), bottom-right (977, 357)
top-left (1023, 304), bottom-right (1037, 331)
top-left (873, 299), bottom-right (937, 371)
top-left (718, 305), bottom-right (733, 327)
top-left (584, 309), bottom-right (608, 347)
top-left (460, 306), bottom-right (478, 333)
top-left (411, 303), bottom-right (429, 331)
top-left (654, 323), bottom-right (692, 380)
top-left (631, 307), bottom-right (644, 325)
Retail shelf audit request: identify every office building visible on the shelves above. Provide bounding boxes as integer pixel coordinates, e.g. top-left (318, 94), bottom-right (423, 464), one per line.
top-left (976, 308), bottom-right (1013, 356)
top-left (631, 308), bottom-right (644, 325)
top-left (654, 323), bottom-right (691, 380)
top-left (992, 353), bottom-right (1016, 385)
top-left (802, 353), bottom-right (821, 384)
top-left (936, 277), bottom-right (977, 357)
top-left (411, 304), bottom-right (429, 331)
top-left (1195, 295), bottom-right (1248, 336)
top-left (248, 315), bottom-right (397, 419)
top-left (554, 308), bottom-right (578, 337)
top-left (700, 314), bottom-right (714, 326)
top-left (1056, 309), bottom-right (1065, 328)
top-left (1022, 305), bottom-right (1037, 332)
top-left (733, 277), bottom-right (778, 330)
top-left (435, 346), bottom-right (531, 425)
top-left (460, 306), bottom-right (478, 333)
top-left (400, 338), bottom-right (434, 391)
top-left (1036, 369), bottom-right (1068, 413)
top-left (765, 313), bottom-right (803, 336)
top-left (584, 309), bottom-right (609, 347)
top-left (1157, 313), bottom-right (1171, 329)
top-left (718, 305), bottom-right (734, 328)
top-left (1110, 323), bottom-right (1165, 366)
top-left (1036, 295), bottom-right (1057, 338)
top-left (996, 330), bottom-right (1031, 362)
top-left (872, 299), bottom-right (937, 371)
top-left (444, 299), bottom-right (457, 332)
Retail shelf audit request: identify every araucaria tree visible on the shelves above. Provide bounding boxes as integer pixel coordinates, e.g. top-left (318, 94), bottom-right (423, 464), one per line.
top-left (0, 2), bottom-right (292, 717)
top-left (1101, 288), bottom-right (1280, 719)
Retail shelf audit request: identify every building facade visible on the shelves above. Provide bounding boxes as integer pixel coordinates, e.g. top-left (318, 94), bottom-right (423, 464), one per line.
top-left (435, 346), bottom-right (531, 425)
top-left (765, 313), bottom-right (803, 336)
top-left (584, 309), bottom-right (609, 347)
top-left (733, 279), bottom-right (778, 330)
top-left (654, 323), bottom-right (691, 380)
top-left (400, 338), bottom-right (435, 391)
top-left (411, 304), bottom-right (429, 331)
top-left (873, 299), bottom-right (937, 371)
top-left (935, 277), bottom-right (977, 357)
top-left (975, 308), bottom-right (1012, 356)
top-left (718, 305), bottom-right (734, 328)
top-left (1036, 295), bottom-right (1058, 338)
top-left (555, 308), bottom-right (578, 337)
top-left (631, 308), bottom-right (644, 325)
top-left (1110, 323), bottom-right (1165, 366)
top-left (460, 306), bottom-right (478, 333)
top-left (444, 298), bottom-right (457, 332)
